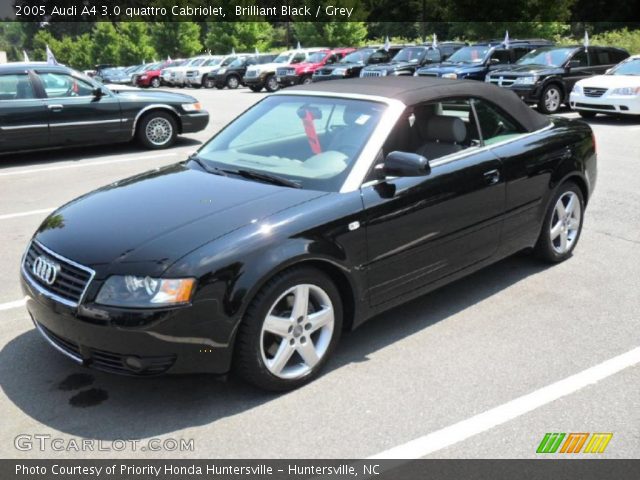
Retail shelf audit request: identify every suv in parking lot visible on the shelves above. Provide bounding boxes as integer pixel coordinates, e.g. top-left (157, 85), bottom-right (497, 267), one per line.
top-left (186, 55), bottom-right (240, 88)
top-left (162, 56), bottom-right (211, 87)
top-left (312, 46), bottom-right (405, 81)
top-left (275, 48), bottom-right (355, 87)
top-left (208, 53), bottom-right (277, 89)
top-left (415, 39), bottom-right (553, 80)
top-left (243, 48), bottom-right (327, 92)
top-left (359, 43), bottom-right (467, 77)
top-left (485, 45), bottom-right (630, 113)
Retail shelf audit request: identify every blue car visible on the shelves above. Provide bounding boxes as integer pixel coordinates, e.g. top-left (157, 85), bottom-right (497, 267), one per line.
top-left (415, 39), bottom-right (553, 81)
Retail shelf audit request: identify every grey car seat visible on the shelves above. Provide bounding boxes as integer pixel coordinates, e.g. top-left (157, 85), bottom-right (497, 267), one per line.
top-left (416, 115), bottom-right (467, 159)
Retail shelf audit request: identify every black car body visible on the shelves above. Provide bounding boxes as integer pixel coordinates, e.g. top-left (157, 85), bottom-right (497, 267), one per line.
top-left (0, 63), bottom-right (209, 153)
top-left (21, 77), bottom-right (596, 390)
top-left (209, 54), bottom-right (277, 89)
top-left (94, 67), bottom-right (130, 85)
top-left (415, 39), bottom-right (554, 81)
top-left (360, 43), bottom-right (467, 77)
top-left (312, 46), bottom-right (404, 82)
top-left (485, 45), bottom-right (630, 113)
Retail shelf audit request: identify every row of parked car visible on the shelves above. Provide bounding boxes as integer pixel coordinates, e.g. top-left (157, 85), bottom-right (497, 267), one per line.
top-left (94, 38), bottom-right (639, 118)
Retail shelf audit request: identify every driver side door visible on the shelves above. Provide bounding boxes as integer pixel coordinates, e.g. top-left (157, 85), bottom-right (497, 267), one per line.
top-left (35, 71), bottom-right (124, 147)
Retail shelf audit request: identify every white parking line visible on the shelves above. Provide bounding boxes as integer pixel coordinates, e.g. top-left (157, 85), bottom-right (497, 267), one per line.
top-left (0, 298), bottom-right (26, 312)
top-left (0, 208), bottom-right (55, 221)
top-left (0, 151), bottom-right (181, 177)
top-left (369, 346), bottom-right (640, 459)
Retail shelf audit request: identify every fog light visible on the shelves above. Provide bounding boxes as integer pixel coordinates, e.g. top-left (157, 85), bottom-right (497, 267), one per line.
top-left (124, 356), bottom-right (144, 372)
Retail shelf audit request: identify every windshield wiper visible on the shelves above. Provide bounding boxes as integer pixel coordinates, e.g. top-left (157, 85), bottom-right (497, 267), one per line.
top-left (188, 155), bottom-right (228, 176)
top-left (224, 168), bottom-right (301, 188)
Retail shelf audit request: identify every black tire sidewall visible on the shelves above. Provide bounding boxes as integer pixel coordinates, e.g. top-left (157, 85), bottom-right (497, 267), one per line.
top-left (535, 182), bottom-right (585, 263)
top-left (137, 111), bottom-right (177, 149)
top-left (234, 267), bottom-right (343, 391)
top-left (226, 75), bottom-right (240, 89)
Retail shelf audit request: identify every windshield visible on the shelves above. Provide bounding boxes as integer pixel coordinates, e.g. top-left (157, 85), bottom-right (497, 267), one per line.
top-left (608, 57), bottom-right (640, 75)
top-left (196, 95), bottom-right (386, 192)
top-left (517, 48), bottom-right (574, 67)
top-left (188, 58), bottom-right (206, 66)
top-left (101, 68), bottom-right (121, 75)
top-left (144, 63), bottom-right (161, 71)
top-left (228, 58), bottom-right (246, 68)
top-left (392, 47), bottom-right (426, 63)
top-left (342, 49), bottom-right (374, 63)
top-left (273, 53), bottom-right (293, 63)
top-left (201, 58), bottom-right (220, 66)
top-left (447, 46), bottom-right (490, 64)
top-left (307, 52), bottom-right (328, 63)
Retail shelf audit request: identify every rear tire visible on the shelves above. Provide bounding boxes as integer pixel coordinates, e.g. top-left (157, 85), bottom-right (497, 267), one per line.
top-left (203, 77), bottom-right (215, 89)
top-left (534, 181), bottom-right (584, 263)
top-left (234, 267), bottom-right (342, 391)
top-left (137, 111), bottom-right (177, 149)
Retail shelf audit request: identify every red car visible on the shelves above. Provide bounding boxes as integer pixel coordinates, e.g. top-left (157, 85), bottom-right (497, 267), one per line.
top-left (276, 48), bottom-right (356, 87)
top-left (132, 60), bottom-right (173, 88)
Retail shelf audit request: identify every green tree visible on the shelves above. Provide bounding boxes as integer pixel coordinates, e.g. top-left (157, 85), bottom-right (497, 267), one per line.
top-left (292, 22), bottom-right (368, 47)
top-left (204, 22), bottom-right (274, 54)
top-left (119, 23), bottom-right (157, 65)
top-left (91, 22), bottom-right (121, 64)
top-left (32, 30), bottom-right (61, 62)
top-left (0, 22), bottom-right (27, 61)
top-left (150, 22), bottom-right (202, 58)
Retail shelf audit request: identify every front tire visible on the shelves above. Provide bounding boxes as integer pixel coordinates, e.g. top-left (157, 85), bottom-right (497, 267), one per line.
top-left (265, 74), bottom-right (279, 92)
top-left (226, 75), bottom-right (240, 89)
top-left (234, 267), bottom-right (343, 391)
top-left (150, 77), bottom-right (161, 88)
top-left (538, 84), bottom-right (563, 114)
top-left (137, 111), bottom-right (177, 149)
top-left (534, 181), bottom-right (584, 263)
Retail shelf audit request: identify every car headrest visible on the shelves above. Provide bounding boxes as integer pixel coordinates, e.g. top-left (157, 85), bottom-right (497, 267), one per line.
top-left (425, 115), bottom-right (466, 143)
top-left (343, 104), bottom-right (364, 126)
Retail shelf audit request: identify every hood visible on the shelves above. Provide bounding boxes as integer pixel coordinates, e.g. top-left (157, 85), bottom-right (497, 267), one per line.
top-left (421, 63), bottom-right (484, 74)
top-left (490, 64), bottom-right (563, 76)
top-left (576, 74), bottom-right (640, 88)
top-left (364, 61), bottom-right (415, 71)
top-left (112, 89), bottom-right (197, 103)
top-left (34, 163), bottom-right (327, 276)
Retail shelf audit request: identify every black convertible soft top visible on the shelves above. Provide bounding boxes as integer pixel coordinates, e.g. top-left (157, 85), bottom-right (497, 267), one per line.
top-left (287, 76), bottom-right (550, 133)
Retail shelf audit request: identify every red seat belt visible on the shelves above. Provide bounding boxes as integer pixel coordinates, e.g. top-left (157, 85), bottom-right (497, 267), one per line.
top-left (301, 110), bottom-right (322, 155)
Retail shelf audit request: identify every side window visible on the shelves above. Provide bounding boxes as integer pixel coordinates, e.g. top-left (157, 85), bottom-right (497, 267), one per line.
top-left (570, 51), bottom-right (589, 67)
top-left (491, 49), bottom-right (511, 64)
top-left (326, 54), bottom-right (339, 65)
top-left (512, 48), bottom-right (530, 61)
top-left (472, 99), bottom-right (525, 145)
top-left (0, 73), bottom-right (35, 100)
top-left (381, 99), bottom-right (481, 162)
top-left (591, 50), bottom-right (610, 66)
top-left (291, 53), bottom-right (306, 64)
top-left (38, 73), bottom-right (94, 98)
top-left (611, 50), bottom-right (628, 63)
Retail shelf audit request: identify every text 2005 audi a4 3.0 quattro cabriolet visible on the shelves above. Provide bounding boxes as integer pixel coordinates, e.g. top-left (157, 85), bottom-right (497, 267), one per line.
top-left (21, 77), bottom-right (597, 391)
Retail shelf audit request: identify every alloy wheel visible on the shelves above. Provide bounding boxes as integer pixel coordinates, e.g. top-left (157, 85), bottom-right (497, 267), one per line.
top-left (145, 117), bottom-right (173, 146)
top-left (260, 284), bottom-right (334, 379)
top-left (544, 87), bottom-right (561, 113)
top-left (550, 191), bottom-right (581, 254)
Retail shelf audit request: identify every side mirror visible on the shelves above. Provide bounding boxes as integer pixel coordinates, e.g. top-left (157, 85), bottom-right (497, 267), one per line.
top-left (377, 151), bottom-right (430, 178)
top-left (490, 58), bottom-right (501, 65)
top-left (92, 87), bottom-right (103, 98)
top-left (567, 60), bottom-right (581, 69)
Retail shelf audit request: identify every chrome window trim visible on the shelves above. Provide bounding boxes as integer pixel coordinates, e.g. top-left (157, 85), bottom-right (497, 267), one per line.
top-left (22, 239), bottom-right (96, 308)
top-left (32, 320), bottom-right (84, 364)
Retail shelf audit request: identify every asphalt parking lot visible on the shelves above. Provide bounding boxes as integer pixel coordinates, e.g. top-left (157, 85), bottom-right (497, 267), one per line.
top-left (1, 86), bottom-right (639, 459)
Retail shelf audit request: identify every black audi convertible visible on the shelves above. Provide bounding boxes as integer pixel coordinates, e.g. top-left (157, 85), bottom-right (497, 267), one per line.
top-left (21, 77), bottom-right (596, 390)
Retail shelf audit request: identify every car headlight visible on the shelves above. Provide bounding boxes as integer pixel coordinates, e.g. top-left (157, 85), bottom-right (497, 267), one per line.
top-left (96, 276), bottom-right (196, 308)
top-left (182, 102), bottom-right (202, 112)
top-left (442, 73), bottom-right (457, 79)
top-left (218, 68), bottom-right (226, 74)
top-left (513, 75), bottom-right (538, 85)
top-left (332, 68), bottom-right (347, 75)
top-left (572, 84), bottom-right (583, 95)
top-left (611, 87), bottom-right (640, 96)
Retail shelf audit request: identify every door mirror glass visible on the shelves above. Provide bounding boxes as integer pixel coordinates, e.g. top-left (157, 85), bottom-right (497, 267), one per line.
top-left (379, 151), bottom-right (430, 178)
top-left (567, 59), bottom-right (581, 69)
top-left (92, 87), bottom-right (103, 97)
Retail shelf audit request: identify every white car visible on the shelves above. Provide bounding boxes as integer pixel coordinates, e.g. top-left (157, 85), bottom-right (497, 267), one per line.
top-left (244, 48), bottom-right (327, 92)
top-left (163, 56), bottom-right (211, 87)
top-left (570, 55), bottom-right (640, 118)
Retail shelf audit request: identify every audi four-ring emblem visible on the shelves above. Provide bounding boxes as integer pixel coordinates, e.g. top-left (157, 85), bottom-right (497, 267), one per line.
top-left (32, 256), bottom-right (59, 285)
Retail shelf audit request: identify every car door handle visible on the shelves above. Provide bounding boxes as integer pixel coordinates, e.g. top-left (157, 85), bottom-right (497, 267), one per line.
top-left (483, 169), bottom-right (500, 185)
top-left (48, 104), bottom-right (63, 111)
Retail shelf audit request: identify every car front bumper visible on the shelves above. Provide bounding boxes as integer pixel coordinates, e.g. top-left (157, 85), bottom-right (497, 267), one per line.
top-left (502, 85), bottom-right (543, 103)
top-left (569, 92), bottom-right (640, 115)
top-left (21, 271), bottom-right (233, 376)
top-left (243, 75), bottom-right (265, 88)
top-left (181, 112), bottom-right (210, 133)
top-left (276, 74), bottom-right (301, 87)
